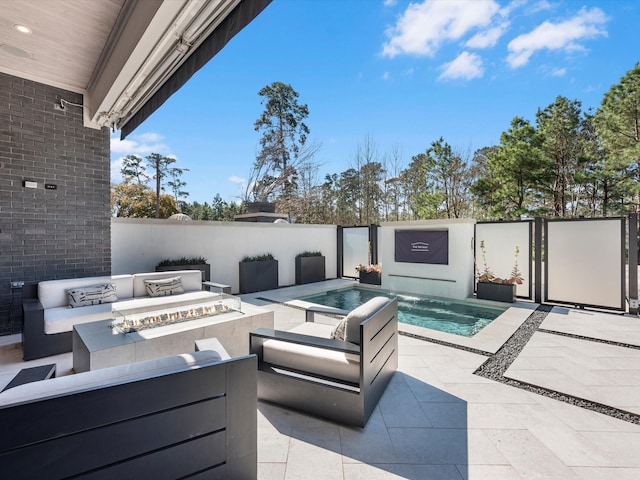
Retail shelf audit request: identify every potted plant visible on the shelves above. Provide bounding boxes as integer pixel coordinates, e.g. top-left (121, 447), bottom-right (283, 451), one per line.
top-left (239, 254), bottom-right (278, 293)
top-left (156, 256), bottom-right (210, 282)
top-left (356, 263), bottom-right (382, 286)
top-left (475, 242), bottom-right (523, 303)
top-left (295, 251), bottom-right (326, 285)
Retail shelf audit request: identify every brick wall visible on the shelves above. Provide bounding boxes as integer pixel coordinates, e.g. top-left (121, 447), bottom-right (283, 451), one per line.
top-left (0, 73), bottom-right (111, 334)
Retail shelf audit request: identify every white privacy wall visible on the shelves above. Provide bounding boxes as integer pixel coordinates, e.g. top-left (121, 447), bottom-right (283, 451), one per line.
top-left (546, 218), bottom-right (624, 309)
top-left (111, 218), bottom-right (337, 294)
top-left (379, 219), bottom-right (476, 300)
top-left (475, 221), bottom-right (531, 298)
top-left (342, 227), bottom-right (370, 278)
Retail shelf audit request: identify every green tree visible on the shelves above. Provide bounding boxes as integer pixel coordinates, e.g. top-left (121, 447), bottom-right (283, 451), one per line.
top-left (167, 166), bottom-right (189, 210)
top-left (425, 138), bottom-right (472, 218)
top-left (111, 180), bottom-right (178, 218)
top-left (472, 118), bottom-right (544, 219)
top-left (400, 152), bottom-right (438, 219)
top-left (252, 82), bottom-right (310, 200)
top-left (595, 63), bottom-right (640, 214)
top-left (536, 96), bottom-right (589, 216)
top-left (146, 153), bottom-right (178, 218)
top-left (120, 154), bottom-right (148, 184)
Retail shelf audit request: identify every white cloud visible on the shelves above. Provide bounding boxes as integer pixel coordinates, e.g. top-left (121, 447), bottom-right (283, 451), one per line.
top-left (506, 7), bottom-right (607, 68)
top-left (110, 131), bottom-right (171, 155)
top-left (438, 51), bottom-right (484, 81)
top-left (229, 176), bottom-right (245, 184)
top-left (403, 67), bottom-right (414, 76)
top-left (110, 131), bottom-right (174, 184)
top-left (382, 71), bottom-right (391, 81)
top-left (383, 0), bottom-right (398, 6)
top-left (382, 0), bottom-right (500, 58)
top-left (549, 66), bottom-right (566, 77)
top-left (465, 22), bottom-right (509, 48)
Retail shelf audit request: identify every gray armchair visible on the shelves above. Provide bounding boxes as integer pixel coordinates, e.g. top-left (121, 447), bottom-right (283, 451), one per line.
top-left (250, 296), bottom-right (398, 427)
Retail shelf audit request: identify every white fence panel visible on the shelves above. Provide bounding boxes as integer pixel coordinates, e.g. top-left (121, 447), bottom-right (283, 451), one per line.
top-left (342, 227), bottom-right (370, 278)
top-left (546, 218), bottom-right (624, 310)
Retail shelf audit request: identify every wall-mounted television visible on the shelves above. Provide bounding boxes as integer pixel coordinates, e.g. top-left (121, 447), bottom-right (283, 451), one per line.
top-left (394, 229), bottom-right (449, 265)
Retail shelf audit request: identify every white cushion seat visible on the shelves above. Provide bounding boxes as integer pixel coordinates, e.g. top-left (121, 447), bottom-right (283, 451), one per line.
top-left (262, 322), bottom-right (360, 384)
top-left (44, 290), bottom-right (220, 335)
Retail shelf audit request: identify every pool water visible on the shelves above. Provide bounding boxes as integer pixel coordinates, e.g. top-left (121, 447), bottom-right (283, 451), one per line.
top-left (300, 287), bottom-right (507, 337)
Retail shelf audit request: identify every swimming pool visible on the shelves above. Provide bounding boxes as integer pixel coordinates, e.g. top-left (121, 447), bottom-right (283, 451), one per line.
top-left (300, 287), bottom-right (507, 337)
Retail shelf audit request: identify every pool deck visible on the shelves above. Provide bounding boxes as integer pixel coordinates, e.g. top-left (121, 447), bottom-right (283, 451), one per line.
top-left (2, 279), bottom-right (640, 479)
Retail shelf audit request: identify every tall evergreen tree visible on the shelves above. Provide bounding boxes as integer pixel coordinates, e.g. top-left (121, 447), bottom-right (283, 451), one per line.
top-left (252, 82), bottom-right (310, 201)
top-left (595, 63), bottom-right (640, 214)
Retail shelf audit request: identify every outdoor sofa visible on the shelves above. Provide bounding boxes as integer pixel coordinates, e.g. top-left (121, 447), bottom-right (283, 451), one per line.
top-left (250, 296), bottom-right (398, 427)
top-left (0, 348), bottom-right (258, 479)
top-left (22, 270), bottom-right (215, 360)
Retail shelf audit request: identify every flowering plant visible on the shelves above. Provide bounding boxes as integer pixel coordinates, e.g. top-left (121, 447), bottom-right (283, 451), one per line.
top-left (355, 263), bottom-right (382, 274)
top-left (476, 241), bottom-right (523, 285)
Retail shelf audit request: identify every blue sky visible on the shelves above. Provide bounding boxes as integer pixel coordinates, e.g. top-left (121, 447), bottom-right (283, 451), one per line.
top-left (110, 0), bottom-right (639, 204)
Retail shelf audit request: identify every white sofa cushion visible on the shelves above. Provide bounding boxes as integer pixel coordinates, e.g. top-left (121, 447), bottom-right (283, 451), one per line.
top-left (39, 275), bottom-right (133, 309)
top-left (44, 291), bottom-right (221, 335)
top-left (263, 322), bottom-right (360, 384)
top-left (44, 304), bottom-right (113, 334)
top-left (0, 350), bottom-right (225, 406)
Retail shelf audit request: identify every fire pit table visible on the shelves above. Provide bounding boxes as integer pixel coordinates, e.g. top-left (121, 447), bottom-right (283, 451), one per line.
top-left (72, 294), bottom-right (273, 372)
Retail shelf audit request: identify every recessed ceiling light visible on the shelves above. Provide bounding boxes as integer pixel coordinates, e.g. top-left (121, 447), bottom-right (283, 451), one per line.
top-left (13, 24), bottom-right (32, 34)
top-left (0, 44), bottom-right (33, 59)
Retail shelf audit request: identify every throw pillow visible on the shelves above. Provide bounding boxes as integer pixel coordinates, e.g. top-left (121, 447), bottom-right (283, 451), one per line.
top-left (330, 318), bottom-right (347, 341)
top-left (66, 283), bottom-right (118, 308)
top-left (144, 276), bottom-right (184, 297)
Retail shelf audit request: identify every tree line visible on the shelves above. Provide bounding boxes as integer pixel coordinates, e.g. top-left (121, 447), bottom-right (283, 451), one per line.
top-left (111, 64), bottom-right (640, 224)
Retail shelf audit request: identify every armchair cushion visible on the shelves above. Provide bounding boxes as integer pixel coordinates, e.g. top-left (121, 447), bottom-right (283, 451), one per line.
top-left (332, 296), bottom-right (391, 345)
top-left (263, 322), bottom-right (360, 384)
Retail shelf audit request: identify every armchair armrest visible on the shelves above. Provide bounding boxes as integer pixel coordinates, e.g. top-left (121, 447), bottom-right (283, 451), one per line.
top-left (304, 305), bottom-right (350, 323)
top-left (250, 328), bottom-right (359, 355)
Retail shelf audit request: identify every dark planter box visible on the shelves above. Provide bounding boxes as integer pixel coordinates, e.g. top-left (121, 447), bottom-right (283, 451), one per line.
top-left (239, 260), bottom-right (278, 294)
top-left (359, 270), bottom-right (381, 286)
top-left (246, 202), bottom-right (276, 213)
top-left (295, 256), bottom-right (326, 285)
top-left (476, 281), bottom-right (516, 303)
top-left (156, 263), bottom-right (210, 282)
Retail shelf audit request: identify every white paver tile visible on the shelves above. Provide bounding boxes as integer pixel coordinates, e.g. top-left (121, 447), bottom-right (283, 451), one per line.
top-left (343, 463), bottom-right (464, 479)
top-left (484, 429), bottom-right (581, 479)
top-left (388, 427), bottom-right (469, 465)
top-left (571, 467), bottom-right (640, 480)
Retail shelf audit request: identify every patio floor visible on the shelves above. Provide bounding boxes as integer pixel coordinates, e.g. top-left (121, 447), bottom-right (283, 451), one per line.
top-left (1, 280), bottom-right (640, 479)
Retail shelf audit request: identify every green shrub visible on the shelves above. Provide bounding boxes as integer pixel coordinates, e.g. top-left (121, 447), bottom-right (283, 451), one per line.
top-left (296, 251), bottom-right (322, 257)
top-left (157, 256), bottom-right (207, 266)
top-left (241, 253), bottom-right (275, 262)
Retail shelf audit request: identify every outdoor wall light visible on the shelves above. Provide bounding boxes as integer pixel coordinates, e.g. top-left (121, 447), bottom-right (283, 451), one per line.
top-left (23, 180), bottom-right (37, 189)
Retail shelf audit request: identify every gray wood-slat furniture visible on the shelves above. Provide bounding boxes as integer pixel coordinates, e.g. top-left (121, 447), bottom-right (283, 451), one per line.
top-left (250, 297), bottom-right (398, 427)
top-left (0, 350), bottom-right (257, 480)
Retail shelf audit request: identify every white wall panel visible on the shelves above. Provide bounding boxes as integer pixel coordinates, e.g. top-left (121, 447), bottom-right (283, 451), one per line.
top-left (111, 219), bottom-right (337, 294)
top-left (546, 218), bottom-right (623, 309)
top-left (475, 222), bottom-right (531, 298)
top-left (380, 219), bottom-right (476, 300)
